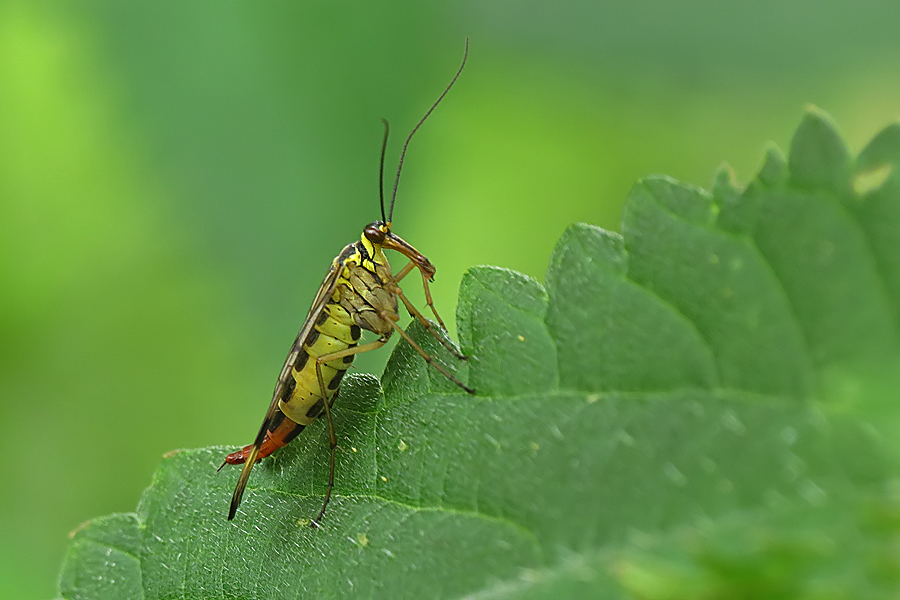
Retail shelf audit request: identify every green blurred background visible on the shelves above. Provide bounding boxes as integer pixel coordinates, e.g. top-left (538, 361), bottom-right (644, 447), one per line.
top-left (2, 1), bottom-right (900, 598)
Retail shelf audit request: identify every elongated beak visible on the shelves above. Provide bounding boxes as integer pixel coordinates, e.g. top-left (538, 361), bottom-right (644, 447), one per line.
top-left (382, 232), bottom-right (436, 279)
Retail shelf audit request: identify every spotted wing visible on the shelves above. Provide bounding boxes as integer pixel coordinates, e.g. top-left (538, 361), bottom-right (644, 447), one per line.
top-left (227, 258), bottom-right (345, 520)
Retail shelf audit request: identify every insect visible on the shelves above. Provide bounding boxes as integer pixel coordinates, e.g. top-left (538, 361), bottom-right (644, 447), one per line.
top-left (220, 40), bottom-right (474, 525)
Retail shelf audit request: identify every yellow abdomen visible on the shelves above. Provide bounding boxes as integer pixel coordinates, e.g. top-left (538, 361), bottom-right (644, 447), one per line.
top-left (278, 301), bottom-right (361, 425)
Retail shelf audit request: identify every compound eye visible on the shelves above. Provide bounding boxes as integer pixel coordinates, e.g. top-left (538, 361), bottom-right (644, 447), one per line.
top-left (364, 223), bottom-right (385, 244)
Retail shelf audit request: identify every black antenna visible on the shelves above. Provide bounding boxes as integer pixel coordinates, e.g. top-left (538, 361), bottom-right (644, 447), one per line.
top-left (378, 118), bottom-right (390, 224)
top-left (388, 37), bottom-right (469, 225)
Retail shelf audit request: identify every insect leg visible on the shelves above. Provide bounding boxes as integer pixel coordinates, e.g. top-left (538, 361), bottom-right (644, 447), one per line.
top-left (315, 337), bottom-right (389, 362)
top-left (417, 268), bottom-right (448, 331)
top-left (307, 337), bottom-right (389, 527)
top-left (391, 260), bottom-right (416, 284)
top-left (392, 261), bottom-right (448, 330)
top-left (312, 359), bottom-right (338, 529)
top-left (387, 318), bottom-right (474, 394)
top-left (394, 288), bottom-right (467, 360)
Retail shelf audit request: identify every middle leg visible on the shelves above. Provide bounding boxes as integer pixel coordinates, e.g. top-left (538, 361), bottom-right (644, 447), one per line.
top-left (306, 337), bottom-right (389, 526)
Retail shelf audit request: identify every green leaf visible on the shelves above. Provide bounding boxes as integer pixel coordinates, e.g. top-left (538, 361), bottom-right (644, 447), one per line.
top-left (545, 224), bottom-right (716, 392)
top-left (615, 495), bottom-right (900, 600)
top-left (58, 514), bottom-right (142, 600)
top-left (58, 109), bottom-right (900, 599)
top-left (851, 123), bottom-right (900, 325)
top-left (623, 176), bottom-right (814, 397)
top-left (789, 107), bottom-right (851, 194)
top-left (458, 266), bottom-right (558, 396)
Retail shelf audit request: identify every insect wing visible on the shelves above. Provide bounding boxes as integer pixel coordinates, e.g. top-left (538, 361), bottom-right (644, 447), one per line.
top-left (227, 260), bottom-right (344, 520)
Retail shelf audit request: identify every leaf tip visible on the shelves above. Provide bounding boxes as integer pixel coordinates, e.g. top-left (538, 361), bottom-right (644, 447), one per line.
top-left (757, 143), bottom-right (788, 187)
top-left (858, 121), bottom-right (900, 170)
top-left (713, 163), bottom-right (742, 210)
top-left (629, 175), bottom-right (716, 226)
top-left (789, 107), bottom-right (850, 192)
top-left (67, 519), bottom-right (93, 539)
top-left (551, 223), bottom-right (627, 277)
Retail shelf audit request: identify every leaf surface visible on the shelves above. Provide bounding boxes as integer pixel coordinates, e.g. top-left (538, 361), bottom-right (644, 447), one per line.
top-left (59, 109), bottom-right (900, 599)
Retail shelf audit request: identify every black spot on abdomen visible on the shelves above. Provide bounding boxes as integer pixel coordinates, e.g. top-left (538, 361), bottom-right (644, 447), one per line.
top-left (305, 398), bottom-right (324, 420)
top-left (293, 348), bottom-right (309, 373)
top-left (327, 369), bottom-right (345, 390)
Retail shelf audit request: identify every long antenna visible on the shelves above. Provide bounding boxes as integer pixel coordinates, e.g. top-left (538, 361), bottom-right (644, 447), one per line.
top-left (378, 118), bottom-right (390, 224)
top-left (388, 37), bottom-right (469, 225)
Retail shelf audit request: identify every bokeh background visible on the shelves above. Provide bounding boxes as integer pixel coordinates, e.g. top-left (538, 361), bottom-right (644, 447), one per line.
top-left (3, 1), bottom-right (900, 598)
